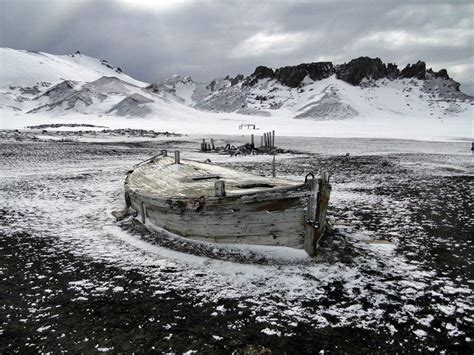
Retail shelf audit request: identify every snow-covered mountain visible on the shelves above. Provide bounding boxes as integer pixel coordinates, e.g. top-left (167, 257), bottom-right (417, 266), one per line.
top-left (0, 47), bottom-right (472, 139)
top-left (0, 48), bottom-right (198, 118)
top-left (146, 58), bottom-right (472, 120)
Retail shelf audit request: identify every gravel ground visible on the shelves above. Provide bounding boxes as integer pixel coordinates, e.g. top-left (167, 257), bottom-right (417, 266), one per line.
top-left (0, 135), bottom-right (472, 353)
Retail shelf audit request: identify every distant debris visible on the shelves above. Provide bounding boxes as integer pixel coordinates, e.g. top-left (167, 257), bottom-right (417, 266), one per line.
top-left (27, 123), bottom-right (107, 129)
top-left (6, 128), bottom-right (182, 141)
top-left (239, 123), bottom-right (256, 130)
top-left (199, 132), bottom-right (300, 157)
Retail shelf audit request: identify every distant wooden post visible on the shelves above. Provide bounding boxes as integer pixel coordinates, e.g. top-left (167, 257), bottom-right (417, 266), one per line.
top-left (201, 138), bottom-right (206, 151)
top-left (214, 180), bottom-right (226, 197)
top-left (250, 134), bottom-right (254, 148)
top-left (272, 130), bottom-right (275, 148)
top-left (260, 136), bottom-right (263, 147)
top-left (272, 155), bottom-right (276, 177)
top-left (174, 150), bottom-right (180, 164)
top-left (263, 133), bottom-right (267, 147)
top-left (211, 138), bottom-right (215, 150)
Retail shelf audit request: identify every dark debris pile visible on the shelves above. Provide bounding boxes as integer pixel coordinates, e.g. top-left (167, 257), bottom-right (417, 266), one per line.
top-left (207, 143), bottom-right (303, 156)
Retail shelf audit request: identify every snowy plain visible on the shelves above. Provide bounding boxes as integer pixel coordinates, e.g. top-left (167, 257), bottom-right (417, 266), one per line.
top-left (1, 106), bottom-right (472, 142)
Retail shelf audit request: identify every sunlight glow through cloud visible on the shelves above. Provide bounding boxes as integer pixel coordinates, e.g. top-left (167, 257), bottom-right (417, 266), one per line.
top-left (117, 0), bottom-right (194, 12)
top-left (232, 31), bottom-right (310, 58)
top-left (354, 29), bottom-right (472, 49)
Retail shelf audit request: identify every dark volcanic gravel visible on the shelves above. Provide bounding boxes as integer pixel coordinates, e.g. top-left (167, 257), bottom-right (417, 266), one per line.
top-left (0, 137), bottom-right (472, 353)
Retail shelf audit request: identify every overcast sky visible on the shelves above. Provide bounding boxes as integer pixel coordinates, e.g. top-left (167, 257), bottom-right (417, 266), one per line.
top-left (1, 0), bottom-right (473, 94)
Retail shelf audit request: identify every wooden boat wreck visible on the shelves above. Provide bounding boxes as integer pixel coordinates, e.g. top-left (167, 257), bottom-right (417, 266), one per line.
top-left (124, 151), bottom-right (331, 256)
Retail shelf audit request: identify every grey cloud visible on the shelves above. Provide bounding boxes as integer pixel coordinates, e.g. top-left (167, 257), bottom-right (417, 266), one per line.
top-left (0, 0), bottom-right (472, 94)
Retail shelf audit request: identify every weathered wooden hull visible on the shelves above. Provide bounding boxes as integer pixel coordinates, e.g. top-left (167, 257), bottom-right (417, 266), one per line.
top-left (124, 155), bottom-right (331, 255)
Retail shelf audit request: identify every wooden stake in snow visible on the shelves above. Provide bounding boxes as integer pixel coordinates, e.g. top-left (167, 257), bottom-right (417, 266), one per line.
top-left (211, 138), bottom-right (215, 150)
top-left (272, 130), bottom-right (275, 148)
top-left (272, 155), bottom-right (276, 177)
top-left (214, 180), bottom-right (226, 197)
top-left (174, 150), bottom-right (180, 164)
top-left (250, 134), bottom-right (254, 148)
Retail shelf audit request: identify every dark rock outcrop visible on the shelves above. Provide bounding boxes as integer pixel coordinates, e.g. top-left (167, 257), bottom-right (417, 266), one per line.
top-left (243, 57), bottom-right (458, 89)
top-left (244, 66), bottom-right (275, 86)
top-left (245, 62), bottom-right (334, 88)
top-left (275, 62), bottom-right (335, 88)
top-left (206, 79), bottom-right (218, 91)
top-left (230, 74), bottom-right (244, 86)
top-left (336, 57), bottom-right (387, 85)
top-left (427, 68), bottom-right (450, 80)
top-left (386, 63), bottom-right (400, 79)
top-left (400, 61), bottom-right (426, 79)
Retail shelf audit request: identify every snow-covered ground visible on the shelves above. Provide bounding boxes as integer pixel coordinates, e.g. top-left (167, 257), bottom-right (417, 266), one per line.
top-left (0, 48), bottom-right (146, 87)
top-left (0, 135), bottom-right (472, 352)
top-left (1, 110), bottom-right (472, 141)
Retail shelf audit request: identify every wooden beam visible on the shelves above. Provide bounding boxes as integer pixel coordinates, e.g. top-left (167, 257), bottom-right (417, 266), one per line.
top-left (304, 178), bottom-right (319, 256)
top-left (314, 172), bottom-right (331, 249)
top-left (214, 180), bottom-right (226, 197)
top-left (272, 155), bottom-right (276, 178)
top-left (174, 150), bottom-right (180, 164)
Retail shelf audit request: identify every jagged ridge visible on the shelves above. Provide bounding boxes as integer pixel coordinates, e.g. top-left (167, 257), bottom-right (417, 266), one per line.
top-left (244, 57), bottom-right (460, 90)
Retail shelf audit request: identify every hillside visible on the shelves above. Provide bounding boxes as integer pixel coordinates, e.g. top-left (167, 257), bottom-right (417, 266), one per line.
top-left (147, 57), bottom-right (472, 121)
top-left (0, 48), bottom-right (472, 139)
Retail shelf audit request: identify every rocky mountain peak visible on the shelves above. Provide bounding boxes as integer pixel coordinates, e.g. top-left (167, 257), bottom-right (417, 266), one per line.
top-left (243, 56), bottom-right (461, 91)
top-left (275, 62), bottom-right (334, 88)
top-left (400, 61), bottom-right (426, 80)
top-left (336, 57), bottom-right (387, 85)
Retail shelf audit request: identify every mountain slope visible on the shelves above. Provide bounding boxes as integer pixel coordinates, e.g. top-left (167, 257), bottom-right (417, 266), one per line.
top-left (0, 48), bottom-right (147, 88)
top-left (146, 57), bottom-right (472, 121)
top-left (0, 48), bottom-right (200, 118)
